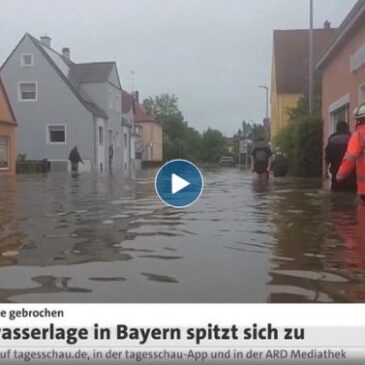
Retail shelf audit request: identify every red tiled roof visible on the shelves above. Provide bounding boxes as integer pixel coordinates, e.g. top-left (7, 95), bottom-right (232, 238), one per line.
top-left (132, 99), bottom-right (161, 125)
top-left (121, 89), bottom-right (133, 114)
top-left (274, 28), bottom-right (337, 94)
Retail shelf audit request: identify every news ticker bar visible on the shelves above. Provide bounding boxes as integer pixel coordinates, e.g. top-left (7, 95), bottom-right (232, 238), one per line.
top-left (0, 304), bottom-right (363, 363)
top-left (0, 347), bottom-right (363, 363)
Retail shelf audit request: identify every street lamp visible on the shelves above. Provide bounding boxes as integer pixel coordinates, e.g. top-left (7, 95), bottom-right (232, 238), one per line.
top-left (259, 85), bottom-right (269, 120)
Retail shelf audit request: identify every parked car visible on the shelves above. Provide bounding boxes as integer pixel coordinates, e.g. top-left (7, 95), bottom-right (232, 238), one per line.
top-left (219, 156), bottom-right (235, 166)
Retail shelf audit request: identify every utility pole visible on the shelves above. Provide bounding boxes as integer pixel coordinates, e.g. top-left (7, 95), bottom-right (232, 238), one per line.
top-left (238, 144), bottom-right (241, 169)
top-left (130, 70), bottom-right (135, 91)
top-left (259, 86), bottom-right (269, 120)
top-left (309, 0), bottom-right (314, 115)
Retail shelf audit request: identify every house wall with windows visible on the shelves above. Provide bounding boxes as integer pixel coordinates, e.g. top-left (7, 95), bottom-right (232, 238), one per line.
top-left (0, 78), bottom-right (16, 176)
top-left (81, 80), bottom-right (122, 171)
top-left (320, 9), bottom-right (365, 150)
top-left (0, 126), bottom-right (16, 175)
top-left (121, 90), bottom-right (136, 170)
top-left (131, 92), bottom-right (163, 163)
top-left (139, 121), bottom-right (163, 162)
top-left (0, 35), bottom-right (97, 171)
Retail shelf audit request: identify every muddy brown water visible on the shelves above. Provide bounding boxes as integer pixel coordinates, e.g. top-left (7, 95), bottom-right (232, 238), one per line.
top-left (0, 168), bottom-right (364, 303)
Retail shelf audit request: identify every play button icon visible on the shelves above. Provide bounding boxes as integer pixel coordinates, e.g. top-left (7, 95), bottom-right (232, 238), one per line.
top-left (171, 173), bottom-right (190, 194)
top-left (155, 159), bottom-right (204, 208)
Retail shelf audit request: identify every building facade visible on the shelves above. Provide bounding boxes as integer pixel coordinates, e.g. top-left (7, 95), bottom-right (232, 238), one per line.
top-left (271, 26), bottom-right (336, 141)
top-left (132, 92), bottom-right (163, 163)
top-left (121, 89), bottom-right (135, 170)
top-left (0, 33), bottom-right (126, 173)
top-left (317, 1), bottom-right (365, 150)
top-left (0, 78), bottom-right (16, 176)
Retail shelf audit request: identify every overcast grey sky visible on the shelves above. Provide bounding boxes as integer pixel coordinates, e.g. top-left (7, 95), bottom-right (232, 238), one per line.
top-left (0, 0), bottom-right (357, 136)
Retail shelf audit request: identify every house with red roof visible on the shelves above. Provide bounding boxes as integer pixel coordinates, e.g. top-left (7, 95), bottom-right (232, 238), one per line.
top-left (271, 23), bottom-right (336, 140)
top-left (131, 91), bottom-right (163, 163)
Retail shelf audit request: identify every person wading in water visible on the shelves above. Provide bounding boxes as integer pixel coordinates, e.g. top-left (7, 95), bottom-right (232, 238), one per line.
top-left (68, 146), bottom-right (84, 173)
top-left (251, 137), bottom-right (272, 180)
top-left (325, 121), bottom-right (356, 192)
top-left (272, 146), bottom-right (289, 177)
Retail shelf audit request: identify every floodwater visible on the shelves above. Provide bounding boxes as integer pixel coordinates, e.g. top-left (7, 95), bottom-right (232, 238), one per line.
top-left (0, 168), bottom-right (365, 303)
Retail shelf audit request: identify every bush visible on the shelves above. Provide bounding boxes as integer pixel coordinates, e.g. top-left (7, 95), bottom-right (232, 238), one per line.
top-left (274, 116), bottom-right (322, 177)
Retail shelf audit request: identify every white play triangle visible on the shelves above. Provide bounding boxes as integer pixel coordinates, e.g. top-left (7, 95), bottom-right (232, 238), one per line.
top-left (171, 173), bottom-right (190, 194)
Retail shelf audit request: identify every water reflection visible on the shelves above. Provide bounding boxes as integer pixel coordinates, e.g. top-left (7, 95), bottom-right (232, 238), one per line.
top-left (0, 169), bottom-right (365, 302)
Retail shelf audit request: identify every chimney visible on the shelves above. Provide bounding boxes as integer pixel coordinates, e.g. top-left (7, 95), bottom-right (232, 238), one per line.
top-left (324, 20), bottom-right (331, 29)
top-left (40, 35), bottom-right (51, 47)
top-left (62, 47), bottom-right (70, 60)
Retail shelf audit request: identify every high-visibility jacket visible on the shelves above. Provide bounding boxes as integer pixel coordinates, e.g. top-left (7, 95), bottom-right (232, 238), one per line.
top-left (337, 124), bottom-right (365, 195)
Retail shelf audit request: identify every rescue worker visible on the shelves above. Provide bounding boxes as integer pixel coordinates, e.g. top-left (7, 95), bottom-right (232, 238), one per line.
top-left (325, 121), bottom-right (356, 192)
top-left (336, 103), bottom-right (365, 202)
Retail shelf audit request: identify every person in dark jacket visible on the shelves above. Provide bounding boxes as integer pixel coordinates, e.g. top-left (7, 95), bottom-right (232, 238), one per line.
top-left (325, 121), bottom-right (356, 192)
top-left (251, 137), bottom-right (272, 179)
top-left (68, 146), bottom-right (84, 172)
top-left (108, 144), bottom-right (114, 171)
top-left (272, 147), bottom-right (289, 177)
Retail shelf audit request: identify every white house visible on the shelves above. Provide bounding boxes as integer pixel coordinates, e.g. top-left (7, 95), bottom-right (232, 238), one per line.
top-left (0, 33), bottom-right (130, 173)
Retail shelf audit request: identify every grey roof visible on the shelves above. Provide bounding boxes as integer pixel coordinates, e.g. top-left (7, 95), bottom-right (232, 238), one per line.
top-left (69, 62), bottom-right (115, 85)
top-left (28, 34), bottom-right (109, 119)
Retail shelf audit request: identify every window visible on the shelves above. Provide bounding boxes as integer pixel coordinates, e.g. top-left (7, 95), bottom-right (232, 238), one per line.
top-left (330, 105), bottom-right (349, 134)
top-left (48, 125), bottom-right (66, 143)
top-left (18, 82), bottom-right (37, 101)
top-left (0, 137), bottom-right (9, 170)
top-left (108, 129), bottom-right (113, 144)
top-left (99, 126), bottom-right (104, 145)
top-left (135, 126), bottom-right (142, 136)
top-left (109, 91), bottom-right (113, 109)
top-left (21, 54), bottom-right (33, 67)
top-left (115, 94), bottom-right (120, 112)
top-left (124, 133), bottom-right (128, 149)
top-left (360, 84), bottom-right (365, 104)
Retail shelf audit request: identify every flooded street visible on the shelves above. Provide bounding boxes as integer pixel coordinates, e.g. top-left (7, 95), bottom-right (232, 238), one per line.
top-left (0, 169), bottom-right (364, 303)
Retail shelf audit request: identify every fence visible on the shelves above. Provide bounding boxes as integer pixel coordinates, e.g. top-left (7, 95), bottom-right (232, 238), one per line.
top-left (16, 160), bottom-right (50, 174)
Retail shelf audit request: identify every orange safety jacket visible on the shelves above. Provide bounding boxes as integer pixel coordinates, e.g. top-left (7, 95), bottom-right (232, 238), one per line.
top-left (334, 204), bottom-right (365, 272)
top-left (337, 124), bottom-right (365, 195)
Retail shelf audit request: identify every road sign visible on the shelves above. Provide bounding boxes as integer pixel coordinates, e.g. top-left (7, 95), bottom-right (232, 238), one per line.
top-left (239, 140), bottom-right (248, 154)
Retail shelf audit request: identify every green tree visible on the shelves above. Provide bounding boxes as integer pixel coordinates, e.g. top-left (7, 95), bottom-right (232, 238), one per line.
top-left (143, 93), bottom-right (230, 163)
top-left (143, 94), bottom-right (190, 161)
top-left (274, 77), bottom-right (323, 177)
top-left (241, 120), bottom-right (267, 142)
top-left (251, 123), bottom-right (267, 142)
top-left (201, 128), bottom-right (227, 163)
top-left (241, 121), bottom-right (252, 139)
